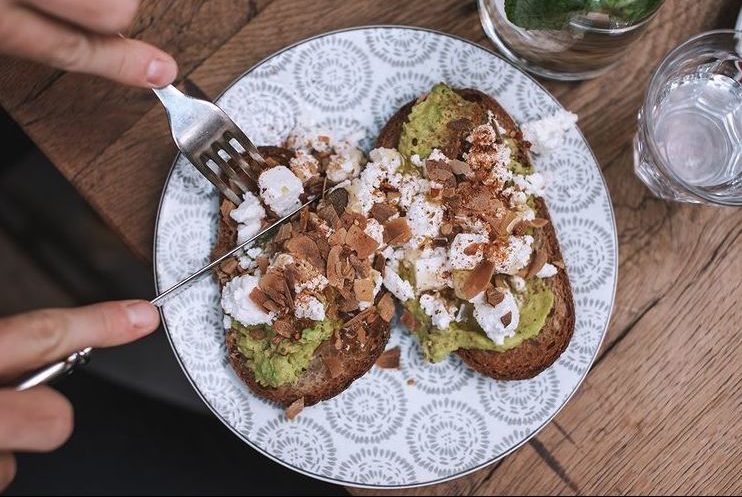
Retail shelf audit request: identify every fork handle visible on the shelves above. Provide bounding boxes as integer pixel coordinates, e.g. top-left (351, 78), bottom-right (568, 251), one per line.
top-left (152, 84), bottom-right (186, 108)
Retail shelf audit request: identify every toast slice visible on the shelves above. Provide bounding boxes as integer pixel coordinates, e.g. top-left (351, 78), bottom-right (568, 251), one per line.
top-left (376, 88), bottom-right (574, 380)
top-left (215, 146), bottom-right (391, 407)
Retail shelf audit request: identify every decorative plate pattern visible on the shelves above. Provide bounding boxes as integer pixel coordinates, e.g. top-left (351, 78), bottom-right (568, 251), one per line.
top-left (153, 27), bottom-right (618, 489)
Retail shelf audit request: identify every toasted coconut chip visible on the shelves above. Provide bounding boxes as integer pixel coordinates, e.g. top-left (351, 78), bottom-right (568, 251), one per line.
top-left (256, 256), bottom-right (269, 274)
top-left (370, 203), bottom-right (399, 224)
top-left (527, 246), bottom-right (548, 278)
top-left (375, 346), bottom-right (401, 369)
top-left (486, 286), bottom-right (506, 306)
top-left (463, 242), bottom-right (481, 256)
top-left (511, 221), bottom-right (530, 237)
top-left (341, 306), bottom-right (375, 330)
top-left (273, 318), bottom-right (295, 338)
top-left (529, 218), bottom-right (550, 228)
top-left (317, 205), bottom-right (340, 227)
top-left (285, 234), bottom-right (324, 271)
top-left (552, 260), bottom-right (565, 269)
top-left (442, 187), bottom-right (458, 199)
top-left (493, 274), bottom-right (510, 289)
top-left (449, 159), bottom-right (473, 177)
top-left (316, 236), bottom-right (331, 260)
top-left (329, 227), bottom-right (347, 246)
top-left (346, 225), bottom-right (379, 259)
top-left (353, 277), bottom-right (375, 303)
top-left (299, 207), bottom-right (310, 232)
top-left (322, 354), bottom-right (343, 379)
top-left (493, 210), bottom-right (521, 237)
top-left (220, 199), bottom-right (236, 220)
top-left (425, 159), bottom-right (455, 184)
top-left (340, 256), bottom-right (356, 281)
top-left (263, 299), bottom-right (281, 314)
top-left (378, 293), bottom-right (395, 322)
top-left (274, 223), bottom-right (293, 244)
top-left (383, 217), bottom-right (412, 246)
top-left (440, 223), bottom-right (453, 236)
top-left (249, 286), bottom-right (271, 307)
top-left (400, 309), bottom-right (418, 331)
top-left (462, 260), bottom-right (496, 300)
top-left (341, 211), bottom-right (368, 231)
top-left (285, 397), bottom-right (304, 420)
top-left (220, 257), bottom-right (239, 276)
top-left (326, 246), bottom-right (343, 287)
top-left (500, 311), bottom-right (512, 327)
top-left (373, 253), bottom-right (386, 276)
top-left (338, 285), bottom-right (360, 313)
top-left (325, 188), bottom-right (349, 216)
top-left (349, 254), bottom-right (372, 278)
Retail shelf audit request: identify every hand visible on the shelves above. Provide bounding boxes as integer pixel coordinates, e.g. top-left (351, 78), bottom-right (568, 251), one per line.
top-left (0, 0), bottom-right (177, 87)
top-left (0, 300), bottom-right (160, 492)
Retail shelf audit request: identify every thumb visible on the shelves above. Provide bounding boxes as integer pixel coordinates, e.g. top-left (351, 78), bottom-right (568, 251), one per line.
top-left (65, 35), bottom-right (178, 88)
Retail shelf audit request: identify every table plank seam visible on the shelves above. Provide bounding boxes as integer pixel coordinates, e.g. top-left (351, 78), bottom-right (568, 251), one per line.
top-left (552, 421), bottom-right (576, 446)
top-left (528, 438), bottom-right (580, 494)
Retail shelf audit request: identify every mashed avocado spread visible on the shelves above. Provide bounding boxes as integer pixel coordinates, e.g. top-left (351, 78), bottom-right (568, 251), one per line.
top-left (232, 319), bottom-right (338, 388)
top-left (397, 82), bottom-right (554, 361)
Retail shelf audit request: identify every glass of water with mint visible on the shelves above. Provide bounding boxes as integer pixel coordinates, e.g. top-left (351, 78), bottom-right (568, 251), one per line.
top-left (634, 30), bottom-right (742, 205)
top-left (479, 0), bottom-right (664, 80)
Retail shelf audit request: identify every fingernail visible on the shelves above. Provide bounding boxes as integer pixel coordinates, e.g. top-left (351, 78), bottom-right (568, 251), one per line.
top-left (146, 58), bottom-right (176, 87)
top-left (125, 301), bottom-right (159, 330)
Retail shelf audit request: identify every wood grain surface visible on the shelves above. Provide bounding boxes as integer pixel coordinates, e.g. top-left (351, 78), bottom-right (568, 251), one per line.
top-left (1, 0), bottom-right (741, 494)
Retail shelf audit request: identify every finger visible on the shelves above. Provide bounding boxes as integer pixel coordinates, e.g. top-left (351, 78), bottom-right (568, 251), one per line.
top-left (21, 0), bottom-right (140, 34)
top-left (0, 4), bottom-right (177, 87)
top-left (0, 300), bottom-right (159, 380)
top-left (0, 452), bottom-right (16, 493)
top-left (0, 387), bottom-right (73, 452)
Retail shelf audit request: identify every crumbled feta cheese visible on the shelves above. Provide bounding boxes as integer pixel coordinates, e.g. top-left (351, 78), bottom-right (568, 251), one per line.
top-left (406, 197), bottom-right (443, 246)
top-left (382, 266), bottom-right (414, 301)
top-left (238, 245), bottom-right (263, 270)
top-left (326, 144), bottom-right (364, 183)
top-left (230, 192), bottom-right (266, 244)
top-left (294, 294), bottom-right (326, 321)
top-left (258, 166), bottom-right (303, 217)
top-left (494, 235), bottom-right (534, 275)
top-left (414, 247), bottom-right (450, 291)
top-left (510, 275), bottom-right (527, 293)
top-left (221, 274), bottom-right (275, 326)
top-left (364, 218), bottom-right (385, 248)
top-left (470, 289), bottom-right (520, 345)
top-left (410, 154), bottom-right (424, 168)
top-left (536, 263), bottom-right (558, 279)
top-left (381, 246), bottom-right (404, 266)
top-left (522, 110), bottom-right (578, 154)
top-left (503, 188), bottom-right (528, 207)
top-left (289, 150), bottom-right (320, 183)
top-left (519, 207), bottom-right (536, 222)
top-left (448, 232), bottom-right (488, 270)
top-left (387, 173), bottom-right (428, 209)
top-left (358, 270), bottom-right (383, 310)
top-left (428, 148), bottom-right (449, 162)
top-left (512, 172), bottom-right (546, 197)
top-left (419, 293), bottom-right (456, 329)
top-left (455, 304), bottom-right (467, 322)
top-left (347, 147), bottom-right (402, 214)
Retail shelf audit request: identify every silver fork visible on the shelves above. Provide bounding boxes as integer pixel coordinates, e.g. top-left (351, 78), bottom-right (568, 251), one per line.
top-left (153, 84), bottom-right (266, 205)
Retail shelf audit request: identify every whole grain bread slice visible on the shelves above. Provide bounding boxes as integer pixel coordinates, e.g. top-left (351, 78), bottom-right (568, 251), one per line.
top-left (216, 146), bottom-right (391, 407)
top-left (376, 87), bottom-right (575, 380)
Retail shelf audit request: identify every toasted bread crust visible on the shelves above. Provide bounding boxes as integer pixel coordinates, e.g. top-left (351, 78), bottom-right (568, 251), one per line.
top-left (377, 88), bottom-right (575, 380)
top-left (217, 146), bottom-right (390, 407)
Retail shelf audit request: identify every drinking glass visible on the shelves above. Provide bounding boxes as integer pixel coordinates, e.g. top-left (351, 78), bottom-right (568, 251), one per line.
top-left (478, 0), bottom-right (664, 80)
top-left (634, 30), bottom-right (742, 205)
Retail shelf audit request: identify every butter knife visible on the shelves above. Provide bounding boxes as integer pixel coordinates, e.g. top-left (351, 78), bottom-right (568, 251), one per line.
top-left (11, 196), bottom-right (317, 391)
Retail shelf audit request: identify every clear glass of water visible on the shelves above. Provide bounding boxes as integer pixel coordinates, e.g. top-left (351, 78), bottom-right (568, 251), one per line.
top-left (634, 30), bottom-right (742, 205)
top-left (478, 0), bottom-right (664, 80)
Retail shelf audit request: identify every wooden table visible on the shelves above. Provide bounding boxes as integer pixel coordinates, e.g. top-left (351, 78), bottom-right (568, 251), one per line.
top-left (1, 0), bottom-right (740, 494)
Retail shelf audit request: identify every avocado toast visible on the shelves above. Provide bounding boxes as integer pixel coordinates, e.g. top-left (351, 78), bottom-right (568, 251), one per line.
top-left (374, 83), bottom-right (575, 380)
top-left (215, 142), bottom-right (393, 409)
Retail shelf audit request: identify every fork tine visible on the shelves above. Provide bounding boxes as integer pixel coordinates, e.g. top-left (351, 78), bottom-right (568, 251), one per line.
top-left (225, 128), bottom-right (267, 167)
top-left (204, 146), bottom-right (254, 198)
top-left (186, 152), bottom-right (242, 205)
top-left (221, 135), bottom-right (261, 185)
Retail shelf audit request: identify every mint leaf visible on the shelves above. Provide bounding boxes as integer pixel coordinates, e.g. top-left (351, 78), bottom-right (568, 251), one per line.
top-left (504, 0), bottom-right (663, 30)
top-left (504, 0), bottom-right (589, 30)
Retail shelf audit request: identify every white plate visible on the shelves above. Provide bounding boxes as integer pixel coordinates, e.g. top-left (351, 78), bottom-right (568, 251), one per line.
top-left (153, 26), bottom-right (618, 489)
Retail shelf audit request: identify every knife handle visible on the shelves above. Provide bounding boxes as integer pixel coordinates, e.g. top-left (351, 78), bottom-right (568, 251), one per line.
top-left (12, 347), bottom-right (93, 391)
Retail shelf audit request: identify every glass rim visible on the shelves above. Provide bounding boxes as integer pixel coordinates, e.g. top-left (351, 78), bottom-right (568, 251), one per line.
top-left (642, 29), bottom-right (742, 206)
